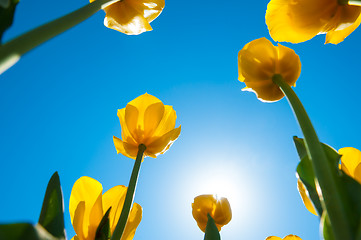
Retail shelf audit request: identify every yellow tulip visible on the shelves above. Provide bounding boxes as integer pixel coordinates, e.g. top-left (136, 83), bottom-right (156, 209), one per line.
top-left (266, 235), bottom-right (302, 240)
top-left (238, 38), bottom-right (301, 102)
top-left (90, 0), bottom-right (165, 35)
top-left (69, 176), bottom-right (142, 240)
top-left (266, 0), bottom-right (361, 44)
top-left (298, 147), bottom-right (361, 215)
top-left (339, 147), bottom-right (361, 184)
top-left (113, 93), bottom-right (181, 159)
top-left (192, 194), bottom-right (232, 232)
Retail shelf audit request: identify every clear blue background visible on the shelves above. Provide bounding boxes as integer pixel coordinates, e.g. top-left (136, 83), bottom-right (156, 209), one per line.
top-left (1, 0), bottom-right (361, 239)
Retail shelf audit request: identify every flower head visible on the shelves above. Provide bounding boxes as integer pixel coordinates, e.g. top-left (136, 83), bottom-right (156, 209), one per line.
top-left (69, 176), bottom-right (142, 240)
top-left (113, 93), bottom-right (181, 159)
top-left (191, 194), bottom-right (232, 232)
top-left (266, 235), bottom-right (302, 240)
top-left (266, 0), bottom-right (361, 44)
top-left (91, 0), bottom-right (165, 35)
top-left (298, 147), bottom-right (361, 215)
top-left (238, 38), bottom-right (301, 102)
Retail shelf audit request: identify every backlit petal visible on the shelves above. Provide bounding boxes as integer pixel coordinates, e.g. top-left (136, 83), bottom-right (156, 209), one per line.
top-left (143, 102), bottom-right (165, 140)
top-left (276, 44), bottom-right (301, 87)
top-left (117, 108), bottom-right (136, 145)
top-left (103, 1), bottom-right (153, 35)
top-left (113, 136), bottom-right (138, 159)
top-left (284, 235), bottom-right (303, 240)
top-left (72, 202), bottom-right (85, 240)
top-left (152, 105), bottom-right (177, 137)
top-left (121, 203), bottom-right (143, 240)
top-left (126, 0), bottom-right (165, 23)
top-left (238, 38), bottom-right (301, 102)
top-left (266, 237), bottom-right (283, 240)
top-left (192, 195), bottom-right (231, 232)
top-left (102, 185), bottom-right (127, 233)
top-left (69, 176), bottom-right (103, 239)
top-left (297, 179), bottom-right (317, 216)
top-left (326, 12), bottom-right (361, 44)
top-left (266, 0), bottom-right (332, 43)
top-left (238, 38), bottom-right (277, 82)
top-left (146, 126), bottom-right (181, 157)
top-left (339, 147), bottom-right (361, 183)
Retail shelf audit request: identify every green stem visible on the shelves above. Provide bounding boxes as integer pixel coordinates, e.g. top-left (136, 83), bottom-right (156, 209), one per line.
top-left (204, 214), bottom-right (221, 240)
top-left (272, 74), bottom-right (352, 240)
top-left (0, 0), bottom-right (119, 75)
top-left (111, 144), bottom-right (146, 240)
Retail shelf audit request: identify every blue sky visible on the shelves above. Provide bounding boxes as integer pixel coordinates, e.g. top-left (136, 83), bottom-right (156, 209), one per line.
top-left (1, 0), bottom-right (361, 239)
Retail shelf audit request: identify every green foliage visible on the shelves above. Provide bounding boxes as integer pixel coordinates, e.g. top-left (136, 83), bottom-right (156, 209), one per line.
top-left (38, 172), bottom-right (66, 239)
top-left (204, 214), bottom-right (220, 240)
top-left (293, 137), bottom-right (361, 239)
top-left (0, 172), bottom-right (65, 240)
top-left (96, 207), bottom-right (112, 240)
top-left (0, 0), bottom-right (19, 43)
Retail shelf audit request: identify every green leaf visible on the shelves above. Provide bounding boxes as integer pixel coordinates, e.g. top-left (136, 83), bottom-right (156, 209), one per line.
top-left (0, 223), bottom-right (39, 240)
top-left (294, 137), bottom-right (361, 238)
top-left (38, 171), bottom-right (65, 239)
top-left (204, 214), bottom-right (220, 240)
top-left (294, 137), bottom-right (323, 216)
top-left (95, 207), bottom-right (111, 240)
top-left (0, 223), bottom-right (59, 240)
top-left (0, 0), bottom-right (19, 43)
top-left (320, 212), bottom-right (335, 240)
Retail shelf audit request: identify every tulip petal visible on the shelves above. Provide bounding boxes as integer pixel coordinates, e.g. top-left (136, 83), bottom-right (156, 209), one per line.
top-left (153, 105), bottom-right (177, 137)
top-left (72, 202), bottom-right (85, 240)
top-left (266, 237), bottom-right (283, 240)
top-left (242, 81), bottom-right (284, 102)
top-left (69, 176), bottom-right (103, 239)
top-left (276, 44), bottom-right (301, 86)
top-left (117, 108), bottom-right (137, 145)
top-left (103, 1), bottom-right (153, 35)
top-left (266, 0), bottom-right (329, 43)
top-left (126, 0), bottom-right (164, 23)
top-left (297, 179), bottom-right (317, 216)
top-left (339, 147), bottom-right (361, 181)
top-left (143, 102), bottom-right (165, 140)
top-left (146, 126), bottom-right (181, 157)
top-left (326, 11), bottom-right (361, 44)
top-left (284, 235), bottom-right (303, 240)
top-left (87, 194), bottom-right (104, 240)
top-left (102, 185), bottom-right (127, 233)
top-left (113, 136), bottom-right (139, 159)
top-left (238, 38), bottom-right (277, 82)
top-left (121, 203), bottom-right (143, 240)
top-left (213, 198), bottom-right (232, 226)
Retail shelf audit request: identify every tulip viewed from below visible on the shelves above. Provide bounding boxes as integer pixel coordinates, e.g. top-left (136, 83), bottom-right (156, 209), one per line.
top-left (113, 93), bottom-right (181, 159)
top-left (266, 0), bottom-right (361, 44)
top-left (266, 235), bottom-right (302, 240)
top-left (69, 176), bottom-right (142, 240)
top-left (238, 38), bottom-right (301, 102)
top-left (192, 194), bottom-right (232, 232)
top-left (90, 0), bottom-right (165, 35)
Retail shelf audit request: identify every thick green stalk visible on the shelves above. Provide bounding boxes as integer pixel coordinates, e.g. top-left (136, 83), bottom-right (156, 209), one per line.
top-left (272, 74), bottom-right (352, 240)
top-left (0, 0), bottom-right (119, 74)
top-left (111, 144), bottom-right (146, 240)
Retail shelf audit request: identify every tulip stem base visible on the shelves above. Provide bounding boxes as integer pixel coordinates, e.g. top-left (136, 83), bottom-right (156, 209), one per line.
top-left (204, 214), bottom-right (221, 240)
top-left (0, 0), bottom-right (119, 75)
top-left (272, 74), bottom-right (353, 240)
top-left (111, 144), bottom-right (146, 240)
